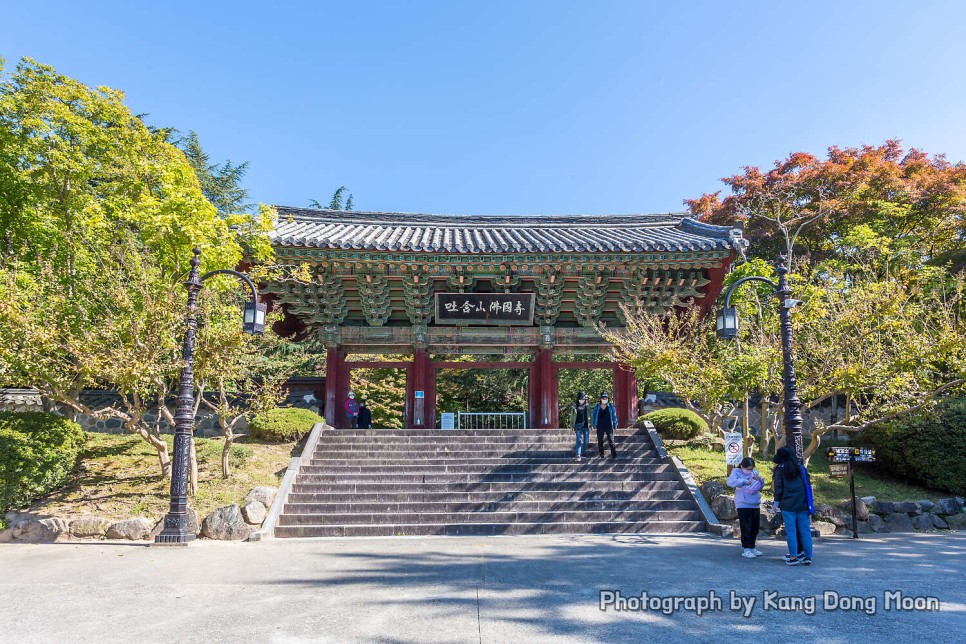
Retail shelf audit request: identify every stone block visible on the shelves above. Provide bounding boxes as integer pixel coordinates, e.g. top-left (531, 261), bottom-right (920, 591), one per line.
top-left (711, 495), bottom-right (738, 521)
top-left (69, 515), bottom-right (111, 539)
top-left (882, 513), bottom-right (915, 533)
top-left (201, 504), bottom-right (252, 541)
top-left (106, 518), bottom-right (154, 540)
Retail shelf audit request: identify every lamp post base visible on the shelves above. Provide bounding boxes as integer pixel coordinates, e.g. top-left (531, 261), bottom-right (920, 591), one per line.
top-left (153, 513), bottom-right (196, 545)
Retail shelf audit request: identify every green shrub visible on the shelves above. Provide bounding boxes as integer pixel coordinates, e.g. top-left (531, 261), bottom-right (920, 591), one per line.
top-left (640, 407), bottom-right (709, 441)
top-left (248, 407), bottom-right (323, 442)
top-left (854, 398), bottom-right (966, 495)
top-left (0, 411), bottom-right (86, 512)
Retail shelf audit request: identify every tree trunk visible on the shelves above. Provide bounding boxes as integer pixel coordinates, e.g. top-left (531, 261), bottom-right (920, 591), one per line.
top-left (221, 430), bottom-right (234, 479)
top-left (133, 425), bottom-right (171, 478)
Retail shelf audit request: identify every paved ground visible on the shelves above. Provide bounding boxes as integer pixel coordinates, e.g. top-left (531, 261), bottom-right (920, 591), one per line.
top-left (1, 532), bottom-right (964, 643)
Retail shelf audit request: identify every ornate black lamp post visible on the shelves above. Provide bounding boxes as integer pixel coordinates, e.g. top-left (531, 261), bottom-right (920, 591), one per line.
top-left (716, 256), bottom-right (805, 462)
top-left (155, 247), bottom-right (266, 545)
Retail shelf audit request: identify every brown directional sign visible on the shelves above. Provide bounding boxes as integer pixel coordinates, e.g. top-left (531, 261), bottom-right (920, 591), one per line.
top-left (435, 293), bottom-right (535, 326)
top-left (829, 462), bottom-right (850, 478)
top-left (827, 446), bottom-right (876, 463)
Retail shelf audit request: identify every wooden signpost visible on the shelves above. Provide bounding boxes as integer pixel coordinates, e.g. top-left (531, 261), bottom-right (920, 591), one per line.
top-left (826, 447), bottom-right (876, 539)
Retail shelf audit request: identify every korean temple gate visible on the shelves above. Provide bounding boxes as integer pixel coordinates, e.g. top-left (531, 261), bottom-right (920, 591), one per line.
top-left (265, 208), bottom-right (745, 429)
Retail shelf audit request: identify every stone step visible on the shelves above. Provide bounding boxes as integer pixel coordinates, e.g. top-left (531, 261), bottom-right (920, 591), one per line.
top-left (310, 450), bottom-right (655, 460)
top-left (281, 499), bottom-right (698, 515)
top-left (273, 520), bottom-right (707, 538)
top-left (285, 484), bottom-right (688, 503)
top-left (307, 457), bottom-right (658, 466)
top-left (290, 480), bottom-right (685, 494)
top-left (277, 509), bottom-right (703, 526)
top-left (319, 429), bottom-right (647, 436)
top-left (314, 434), bottom-right (651, 443)
top-left (292, 472), bottom-right (678, 484)
top-left (298, 462), bottom-right (665, 474)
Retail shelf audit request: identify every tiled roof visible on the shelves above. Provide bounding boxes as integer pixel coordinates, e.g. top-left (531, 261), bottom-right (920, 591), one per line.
top-left (271, 207), bottom-right (746, 254)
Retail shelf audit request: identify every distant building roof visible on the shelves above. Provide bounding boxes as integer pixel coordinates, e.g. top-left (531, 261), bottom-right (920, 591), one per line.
top-left (270, 207), bottom-right (746, 255)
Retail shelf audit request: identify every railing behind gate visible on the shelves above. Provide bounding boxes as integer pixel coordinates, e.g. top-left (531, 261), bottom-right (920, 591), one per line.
top-left (456, 412), bottom-right (528, 429)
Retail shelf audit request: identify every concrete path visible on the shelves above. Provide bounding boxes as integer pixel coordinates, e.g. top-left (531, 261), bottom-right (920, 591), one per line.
top-left (1, 532), bottom-right (964, 643)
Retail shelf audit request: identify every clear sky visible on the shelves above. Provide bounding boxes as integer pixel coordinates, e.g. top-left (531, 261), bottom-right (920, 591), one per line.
top-left (3, 1), bottom-right (965, 215)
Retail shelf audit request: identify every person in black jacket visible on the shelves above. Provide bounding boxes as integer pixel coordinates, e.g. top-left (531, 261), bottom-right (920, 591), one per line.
top-left (356, 399), bottom-right (373, 429)
top-left (772, 447), bottom-right (814, 566)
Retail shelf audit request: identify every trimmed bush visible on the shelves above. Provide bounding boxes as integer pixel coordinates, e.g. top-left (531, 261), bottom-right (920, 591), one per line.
top-left (0, 411), bottom-right (86, 512)
top-left (855, 398), bottom-right (966, 496)
top-left (248, 407), bottom-right (323, 442)
top-left (641, 408), bottom-right (709, 441)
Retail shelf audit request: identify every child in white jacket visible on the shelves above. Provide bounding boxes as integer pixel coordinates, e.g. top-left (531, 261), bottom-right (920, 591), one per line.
top-left (727, 457), bottom-right (765, 558)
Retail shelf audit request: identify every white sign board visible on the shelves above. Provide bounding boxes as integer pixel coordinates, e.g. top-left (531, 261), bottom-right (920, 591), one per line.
top-left (724, 432), bottom-right (743, 466)
top-left (441, 412), bottom-right (455, 430)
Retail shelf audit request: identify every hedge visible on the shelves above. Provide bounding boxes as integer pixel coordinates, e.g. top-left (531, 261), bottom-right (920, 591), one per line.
top-left (854, 398), bottom-right (966, 496)
top-left (640, 407), bottom-right (709, 441)
top-left (0, 411), bottom-right (86, 513)
top-left (248, 407), bottom-right (323, 442)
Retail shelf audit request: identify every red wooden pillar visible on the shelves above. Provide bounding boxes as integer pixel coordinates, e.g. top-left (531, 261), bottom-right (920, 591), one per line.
top-left (411, 349), bottom-right (434, 429)
top-left (336, 356), bottom-right (351, 428)
top-left (528, 363), bottom-right (539, 429)
top-left (534, 348), bottom-right (557, 428)
top-left (615, 364), bottom-right (638, 427)
top-left (323, 347), bottom-right (344, 427)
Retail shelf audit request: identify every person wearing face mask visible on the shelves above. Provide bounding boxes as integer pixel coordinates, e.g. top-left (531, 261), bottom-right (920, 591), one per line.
top-left (728, 456), bottom-right (765, 558)
top-left (344, 392), bottom-right (359, 428)
top-left (592, 392), bottom-right (618, 459)
top-left (569, 391), bottom-right (590, 462)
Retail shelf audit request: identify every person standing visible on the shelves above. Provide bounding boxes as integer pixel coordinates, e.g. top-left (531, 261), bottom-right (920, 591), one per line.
top-left (592, 392), bottom-right (618, 459)
top-left (728, 457), bottom-right (765, 558)
top-left (569, 392), bottom-right (590, 462)
top-left (344, 392), bottom-right (359, 428)
top-left (772, 447), bottom-right (815, 566)
top-left (356, 398), bottom-right (372, 429)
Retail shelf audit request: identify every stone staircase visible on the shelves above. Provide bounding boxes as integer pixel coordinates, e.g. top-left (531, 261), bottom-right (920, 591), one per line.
top-left (274, 427), bottom-right (706, 537)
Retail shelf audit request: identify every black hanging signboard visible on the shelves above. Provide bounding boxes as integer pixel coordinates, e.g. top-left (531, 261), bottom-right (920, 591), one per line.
top-left (435, 293), bottom-right (535, 326)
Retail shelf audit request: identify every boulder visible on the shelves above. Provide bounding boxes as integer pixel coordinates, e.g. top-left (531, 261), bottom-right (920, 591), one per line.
top-left (835, 525), bottom-right (852, 536)
top-left (813, 521), bottom-right (837, 537)
top-left (814, 504), bottom-right (848, 527)
top-left (856, 521), bottom-right (873, 534)
top-left (912, 514), bottom-right (937, 532)
top-left (241, 500), bottom-right (267, 525)
top-left (930, 514), bottom-right (949, 530)
top-left (13, 518), bottom-right (69, 542)
top-left (837, 497), bottom-right (870, 522)
top-left (894, 501), bottom-right (921, 515)
top-left (150, 508), bottom-right (199, 540)
top-left (918, 499), bottom-right (935, 513)
top-left (860, 496), bottom-right (876, 506)
top-left (0, 527), bottom-right (13, 543)
top-left (245, 486), bottom-right (278, 509)
top-left (872, 501), bottom-right (896, 515)
top-left (882, 513), bottom-right (916, 533)
top-left (4, 510), bottom-right (19, 523)
top-left (944, 513), bottom-right (966, 530)
top-left (106, 518), bottom-right (154, 541)
top-left (868, 514), bottom-right (888, 533)
top-left (711, 495), bottom-right (738, 521)
top-left (69, 515), bottom-right (111, 539)
top-left (200, 504), bottom-right (252, 541)
top-left (935, 498), bottom-right (964, 516)
top-left (759, 513), bottom-right (773, 534)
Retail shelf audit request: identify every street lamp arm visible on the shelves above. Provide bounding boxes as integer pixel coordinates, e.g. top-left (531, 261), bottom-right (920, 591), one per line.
top-left (721, 276), bottom-right (778, 307)
top-left (199, 269), bottom-right (260, 305)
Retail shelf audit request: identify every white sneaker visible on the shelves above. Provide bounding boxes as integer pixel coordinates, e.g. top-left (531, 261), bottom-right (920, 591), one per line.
top-left (741, 549), bottom-right (756, 558)
top-left (751, 549), bottom-right (763, 557)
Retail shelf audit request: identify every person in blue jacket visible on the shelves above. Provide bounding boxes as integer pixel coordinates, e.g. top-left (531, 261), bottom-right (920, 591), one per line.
top-left (592, 392), bottom-right (618, 459)
top-left (772, 446), bottom-right (815, 566)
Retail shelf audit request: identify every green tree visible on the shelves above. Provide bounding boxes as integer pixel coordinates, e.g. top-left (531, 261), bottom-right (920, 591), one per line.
top-left (309, 185), bottom-right (354, 210)
top-left (177, 130), bottom-right (253, 215)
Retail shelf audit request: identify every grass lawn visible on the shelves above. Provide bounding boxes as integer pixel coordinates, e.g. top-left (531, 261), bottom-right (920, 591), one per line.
top-left (23, 432), bottom-right (298, 522)
top-left (669, 442), bottom-right (948, 507)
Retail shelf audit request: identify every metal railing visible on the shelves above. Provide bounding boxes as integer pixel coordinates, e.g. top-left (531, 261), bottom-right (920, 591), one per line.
top-left (456, 412), bottom-right (528, 429)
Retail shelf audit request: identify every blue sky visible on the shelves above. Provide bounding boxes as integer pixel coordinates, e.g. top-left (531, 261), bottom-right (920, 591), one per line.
top-left (3, 1), bottom-right (965, 215)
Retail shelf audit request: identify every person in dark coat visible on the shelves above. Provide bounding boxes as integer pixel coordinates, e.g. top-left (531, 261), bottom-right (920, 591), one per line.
top-left (569, 391), bottom-right (590, 461)
top-left (592, 392), bottom-right (618, 459)
top-left (772, 446), bottom-right (815, 566)
top-left (356, 399), bottom-right (372, 429)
